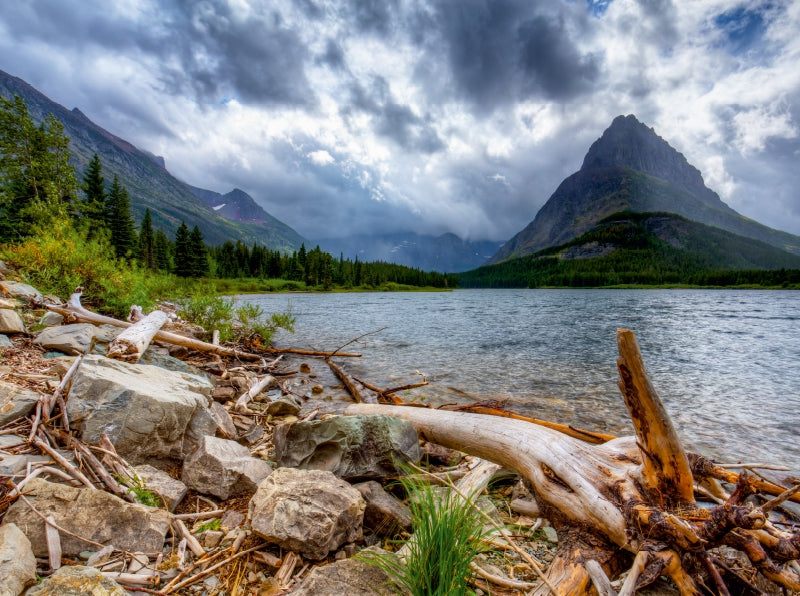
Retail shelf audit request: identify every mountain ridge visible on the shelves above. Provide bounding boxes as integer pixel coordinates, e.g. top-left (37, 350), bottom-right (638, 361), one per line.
top-left (488, 114), bottom-right (800, 263)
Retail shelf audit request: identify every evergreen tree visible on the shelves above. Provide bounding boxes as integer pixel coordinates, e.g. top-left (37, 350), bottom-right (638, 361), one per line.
top-left (174, 221), bottom-right (192, 277)
top-left (188, 225), bottom-right (208, 277)
top-left (104, 176), bottom-right (136, 259)
top-left (153, 229), bottom-right (171, 272)
top-left (80, 153), bottom-right (106, 233)
top-left (138, 208), bottom-right (155, 270)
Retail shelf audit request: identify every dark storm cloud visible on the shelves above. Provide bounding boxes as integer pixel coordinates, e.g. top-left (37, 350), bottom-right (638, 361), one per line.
top-left (429, 0), bottom-right (601, 111)
top-left (342, 0), bottom-right (400, 36)
top-left (317, 39), bottom-right (347, 71)
top-left (345, 77), bottom-right (444, 154)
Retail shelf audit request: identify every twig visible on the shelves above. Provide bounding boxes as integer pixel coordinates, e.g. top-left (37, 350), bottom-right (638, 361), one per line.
top-left (32, 436), bottom-right (95, 489)
top-left (718, 463), bottom-right (790, 471)
top-left (698, 551), bottom-right (731, 596)
top-left (618, 551), bottom-right (649, 596)
top-left (173, 519), bottom-right (205, 558)
top-left (585, 559), bottom-right (617, 596)
top-left (329, 327), bottom-right (386, 358)
top-left (171, 509), bottom-right (225, 521)
top-left (759, 483), bottom-right (800, 515)
top-left (470, 561), bottom-right (538, 590)
top-left (45, 515), bottom-right (61, 570)
top-left (162, 544), bottom-right (265, 594)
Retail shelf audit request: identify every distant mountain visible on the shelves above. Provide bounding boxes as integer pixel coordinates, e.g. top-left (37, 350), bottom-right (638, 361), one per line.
top-left (460, 212), bottom-right (800, 288)
top-left (0, 70), bottom-right (305, 251)
top-left (488, 114), bottom-right (800, 264)
top-left (318, 232), bottom-right (502, 273)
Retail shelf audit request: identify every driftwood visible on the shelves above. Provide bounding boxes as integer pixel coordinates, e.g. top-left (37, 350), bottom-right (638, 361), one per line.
top-left (346, 328), bottom-right (800, 595)
top-left (48, 290), bottom-right (361, 359)
top-left (107, 309), bottom-right (168, 363)
top-left (235, 374), bottom-right (275, 413)
top-left (326, 358), bottom-right (377, 404)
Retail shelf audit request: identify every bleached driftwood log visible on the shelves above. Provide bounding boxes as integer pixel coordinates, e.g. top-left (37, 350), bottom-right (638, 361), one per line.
top-left (346, 328), bottom-right (800, 595)
top-left (107, 309), bottom-right (168, 363)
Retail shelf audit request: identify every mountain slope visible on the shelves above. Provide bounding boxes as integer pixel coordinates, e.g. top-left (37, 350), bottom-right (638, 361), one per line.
top-left (489, 115), bottom-right (800, 263)
top-left (461, 212), bottom-right (800, 288)
top-left (318, 232), bottom-right (502, 273)
top-left (0, 70), bottom-right (305, 251)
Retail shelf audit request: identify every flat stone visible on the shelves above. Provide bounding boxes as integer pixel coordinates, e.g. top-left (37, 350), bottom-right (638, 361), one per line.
top-left (274, 415), bottom-right (421, 481)
top-left (0, 281), bottom-right (42, 304)
top-left (292, 548), bottom-right (404, 595)
top-left (139, 345), bottom-right (204, 375)
top-left (354, 481), bottom-right (412, 535)
top-left (0, 523), bottom-right (37, 596)
top-left (0, 334), bottom-right (13, 348)
top-left (422, 442), bottom-right (464, 467)
top-left (67, 355), bottom-right (214, 463)
top-left (248, 467), bottom-right (365, 560)
top-left (34, 323), bottom-right (96, 354)
top-left (0, 380), bottom-right (39, 426)
top-left (209, 401), bottom-right (238, 439)
top-left (24, 565), bottom-right (125, 596)
top-left (221, 510), bottom-right (245, 530)
top-left (3, 478), bottom-right (170, 558)
top-left (182, 435), bottom-right (272, 499)
top-left (91, 324), bottom-right (122, 343)
top-left (266, 396), bottom-right (301, 417)
top-left (38, 311), bottom-right (64, 328)
top-left (0, 454), bottom-right (51, 477)
top-left (0, 309), bottom-right (25, 334)
top-left (134, 464), bottom-right (187, 512)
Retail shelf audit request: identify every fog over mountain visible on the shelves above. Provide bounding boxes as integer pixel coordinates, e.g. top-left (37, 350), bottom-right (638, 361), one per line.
top-left (1, 1), bottom-right (798, 244)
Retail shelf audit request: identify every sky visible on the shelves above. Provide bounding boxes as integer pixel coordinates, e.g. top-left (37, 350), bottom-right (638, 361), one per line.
top-left (1, 0), bottom-right (799, 242)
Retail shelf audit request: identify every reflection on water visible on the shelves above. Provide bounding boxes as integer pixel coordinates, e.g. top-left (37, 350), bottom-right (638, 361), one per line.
top-left (240, 289), bottom-right (800, 467)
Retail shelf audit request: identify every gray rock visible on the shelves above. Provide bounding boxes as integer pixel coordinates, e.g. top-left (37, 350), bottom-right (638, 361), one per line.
top-left (221, 510), bottom-right (245, 530)
top-left (0, 523), bottom-right (37, 596)
top-left (0, 454), bottom-right (51, 476)
top-left (34, 323), bottom-right (96, 354)
top-left (38, 311), bottom-right (64, 328)
top-left (24, 565), bottom-right (125, 596)
top-left (67, 355), bottom-right (213, 463)
top-left (139, 345), bottom-right (204, 376)
top-left (134, 464), bottom-right (187, 512)
top-left (0, 334), bottom-right (13, 348)
top-left (0, 380), bottom-right (39, 426)
top-left (354, 481), bottom-right (412, 535)
top-left (209, 401), bottom-right (238, 439)
top-left (0, 309), bottom-right (24, 334)
top-left (248, 467), bottom-right (365, 560)
top-left (266, 396), bottom-right (301, 417)
top-left (0, 260), bottom-right (8, 275)
top-left (182, 435), bottom-right (272, 499)
top-left (0, 281), bottom-right (42, 304)
top-left (292, 548), bottom-right (403, 595)
top-left (274, 415), bottom-right (421, 481)
top-left (3, 478), bottom-right (169, 558)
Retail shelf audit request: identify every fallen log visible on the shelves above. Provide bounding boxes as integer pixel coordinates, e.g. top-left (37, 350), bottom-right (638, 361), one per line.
top-left (326, 358), bottom-right (376, 404)
top-left (107, 309), bottom-right (167, 363)
top-left (346, 328), bottom-right (800, 594)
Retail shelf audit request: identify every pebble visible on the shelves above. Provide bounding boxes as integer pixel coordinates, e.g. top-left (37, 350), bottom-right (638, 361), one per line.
top-left (300, 363), bottom-right (312, 373)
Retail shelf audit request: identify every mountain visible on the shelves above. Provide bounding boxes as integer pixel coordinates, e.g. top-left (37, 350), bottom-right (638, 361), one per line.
top-left (318, 232), bottom-right (503, 273)
top-left (0, 70), bottom-right (305, 251)
top-left (488, 114), bottom-right (800, 264)
top-left (460, 212), bottom-right (800, 288)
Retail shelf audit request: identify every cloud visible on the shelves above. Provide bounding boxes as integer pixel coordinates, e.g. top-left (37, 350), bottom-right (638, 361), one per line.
top-left (308, 149), bottom-right (334, 165)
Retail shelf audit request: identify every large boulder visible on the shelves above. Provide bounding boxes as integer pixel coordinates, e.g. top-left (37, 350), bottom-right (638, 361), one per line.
top-left (274, 415), bottom-right (421, 481)
top-left (0, 309), bottom-right (24, 334)
top-left (248, 467), bottom-right (365, 560)
top-left (0, 281), bottom-right (42, 304)
top-left (354, 481), bottom-right (412, 536)
top-left (67, 355), bottom-right (214, 463)
top-left (0, 380), bottom-right (39, 426)
top-left (0, 523), bottom-right (37, 596)
top-left (182, 436), bottom-right (271, 499)
top-left (33, 323), bottom-right (97, 355)
top-left (3, 478), bottom-right (169, 557)
top-left (24, 565), bottom-right (125, 596)
top-left (292, 549), bottom-right (404, 595)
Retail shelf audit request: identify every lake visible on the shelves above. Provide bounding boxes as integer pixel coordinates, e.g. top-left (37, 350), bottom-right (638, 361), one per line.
top-left (240, 289), bottom-right (800, 469)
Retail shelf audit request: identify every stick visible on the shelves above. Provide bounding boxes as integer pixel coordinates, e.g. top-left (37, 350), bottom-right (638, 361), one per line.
top-left (32, 436), bottom-right (95, 489)
top-left (585, 559), bottom-right (617, 596)
top-left (470, 561), bottom-right (538, 590)
top-left (171, 510), bottom-right (225, 521)
top-left (326, 358), bottom-right (376, 404)
top-left (235, 374), bottom-right (275, 413)
top-left (174, 519), bottom-right (205, 558)
top-left (46, 354), bottom-right (83, 417)
top-left (162, 544), bottom-right (265, 594)
top-left (107, 309), bottom-right (168, 363)
top-left (618, 551), bottom-right (648, 596)
top-left (50, 430), bottom-right (133, 501)
top-left (45, 515), bottom-right (62, 570)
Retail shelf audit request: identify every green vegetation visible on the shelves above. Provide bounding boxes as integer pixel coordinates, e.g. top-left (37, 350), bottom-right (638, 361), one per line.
top-left (362, 476), bottom-right (490, 596)
top-left (114, 473), bottom-right (161, 508)
top-left (194, 519), bottom-right (222, 533)
top-left (459, 212), bottom-right (800, 289)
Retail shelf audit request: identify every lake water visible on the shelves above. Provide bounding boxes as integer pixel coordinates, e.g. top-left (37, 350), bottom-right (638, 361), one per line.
top-left (240, 289), bottom-right (800, 468)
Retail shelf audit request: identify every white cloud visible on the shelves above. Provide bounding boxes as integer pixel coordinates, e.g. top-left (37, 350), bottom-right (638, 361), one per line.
top-left (307, 150), bottom-right (335, 166)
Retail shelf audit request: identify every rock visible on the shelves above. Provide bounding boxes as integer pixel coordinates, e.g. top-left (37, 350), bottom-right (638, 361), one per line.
top-left (25, 565), bottom-right (125, 596)
top-left (34, 323), bottom-right (96, 354)
top-left (0, 298), bottom-right (20, 309)
top-left (311, 384), bottom-right (324, 394)
top-left (266, 396), bottom-right (301, 417)
top-left (248, 467), bottom-right (365, 560)
top-left (0, 523), bottom-right (37, 596)
top-left (203, 530), bottom-right (223, 548)
top-left (354, 481), bottom-right (412, 535)
top-left (38, 311), bottom-right (64, 328)
top-left (274, 415), bottom-right (421, 481)
top-left (134, 464), bottom-right (187, 512)
top-left (212, 385), bottom-right (236, 402)
top-left (209, 401), bottom-right (238, 438)
top-left (299, 363), bottom-right (312, 374)
top-left (422, 442), bottom-right (464, 467)
top-left (3, 478), bottom-right (169, 558)
top-left (0, 309), bottom-right (24, 334)
top-left (91, 324), bottom-right (123, 344)
top-left (139, 345), bottom-right (204, 375)
top-left (221, 510), bottom-right (245, 530)
top-left (292, 548), bottom-right (403, 595)
top-left (67, 355), bottom-right (213, 463)
top-left (0, 334), bottom-right (13, 348)
top-left (0, 453), bottom-right (51, 476)
top-left (0, 260), bottom-right (8, 275)
top-left (182, 435), bottom-right (272, 499)
top-left (0, 281), bottom-right (42, 304)
top-left (0, 380), bottom-right (39, 426)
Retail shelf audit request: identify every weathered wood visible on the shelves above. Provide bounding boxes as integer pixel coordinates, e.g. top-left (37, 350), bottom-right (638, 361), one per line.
top-left (45, 515), bottom-right (61, 570)
top-left (326, 358), bottom-right (376, 404)
top-left (235, 374), bottom-right (275, 413)
top-left (107, 309), bottom-right (168, 363)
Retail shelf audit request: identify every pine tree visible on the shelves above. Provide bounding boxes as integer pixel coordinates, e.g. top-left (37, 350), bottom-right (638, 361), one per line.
top-left (153, 229), bottom-right (171, 272)
top-left (104, 176), bottom-right (136, 259)
top-left (188, 225), bottom-right (208, 277)
top-left (138, 208), bottom-right (155, 270)
top-left (174, 221), bottom-right (192, 277)
top-left (80, 153), bottom-right (106, 233)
